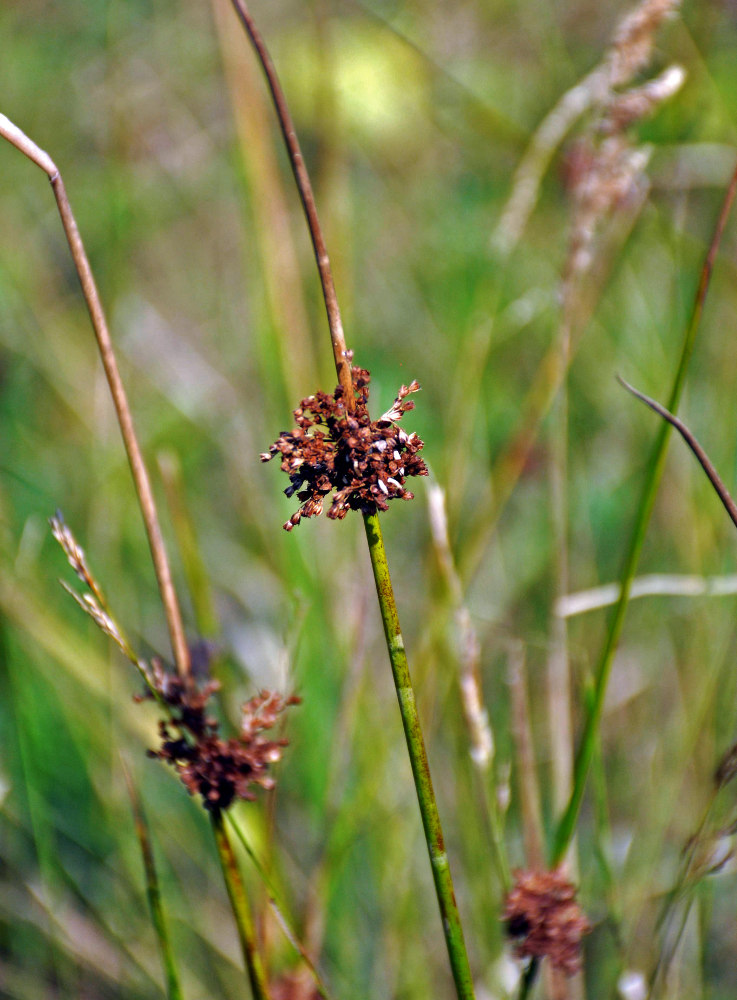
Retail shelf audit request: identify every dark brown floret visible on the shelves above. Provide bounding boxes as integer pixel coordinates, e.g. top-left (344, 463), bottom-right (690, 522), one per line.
top-left (261, 366), bottom-right (428, 530)
top-left (142, 662), bottom-right (299, 813)
top-left (503, 868), bottom-right (590, 976)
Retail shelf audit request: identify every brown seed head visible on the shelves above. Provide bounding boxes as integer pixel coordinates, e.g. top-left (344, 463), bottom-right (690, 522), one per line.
top-left (144, 667), bottom-right (299, 813)
top-left (261, 367), bottom-right (428, 530)
top-left (503, 868), bottom-right (590, 976)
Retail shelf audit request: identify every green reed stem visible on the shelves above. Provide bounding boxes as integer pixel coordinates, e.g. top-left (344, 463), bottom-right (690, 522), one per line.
top-left (551, 160), bottom-right (737, 866)
top-left (228, 3), bottom-right (476, 994)
top-left (363, 511), bottom-right (476, 1000)
top-left (123, 764), bottom-right (183, 1000)
top-left (212, 811), bottom-right (272, 1000)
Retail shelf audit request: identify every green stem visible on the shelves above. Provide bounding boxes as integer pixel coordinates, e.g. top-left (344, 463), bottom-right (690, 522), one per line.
top-left (363, 511), bottom-right (476, 1000)
top-left (551, 160), bottom-right (737, 866)
top-left (124, 766), bottom-right (183, 1000)
top-left (212, 811), bottom-right (272, 1000)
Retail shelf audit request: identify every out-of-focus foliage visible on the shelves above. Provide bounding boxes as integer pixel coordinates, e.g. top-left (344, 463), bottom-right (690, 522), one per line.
top-left (2, 1), bottom-right (737, 997)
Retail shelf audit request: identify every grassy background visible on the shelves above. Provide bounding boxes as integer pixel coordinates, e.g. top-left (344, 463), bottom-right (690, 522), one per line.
top-left (3, 0), bottom-right (737, 997)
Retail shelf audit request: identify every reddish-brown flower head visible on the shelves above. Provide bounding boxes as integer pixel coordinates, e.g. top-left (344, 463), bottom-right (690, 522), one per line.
top-left (261, 366), bottom-right (428, 530)
top-left (143, 663), bottom-right (299, 813)
top-left (503, 868), bottom-right (590, 975)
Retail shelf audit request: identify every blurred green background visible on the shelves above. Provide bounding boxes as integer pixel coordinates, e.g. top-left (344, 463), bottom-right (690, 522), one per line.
top-left (2, 0), bottom-right (737, 997)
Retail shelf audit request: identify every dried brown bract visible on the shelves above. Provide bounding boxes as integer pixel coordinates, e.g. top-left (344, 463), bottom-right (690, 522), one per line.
top-left (144, 667), bottom-right (300, 813)
top-left (270, 970), bottom-right (321, 1000)
top-left (261, 366), bottom-right (428, 531)
top-left (715, 740), bottom-right (737, 788)
top-left (503, 868), bottom-right (590, 976)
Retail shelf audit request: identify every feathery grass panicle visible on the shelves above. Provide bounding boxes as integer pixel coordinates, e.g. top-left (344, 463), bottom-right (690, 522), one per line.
top-left (493, 0), bottom-right (682, 256)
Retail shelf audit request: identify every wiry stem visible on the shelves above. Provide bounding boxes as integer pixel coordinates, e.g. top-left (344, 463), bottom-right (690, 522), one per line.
top-left (122, 761), bottom-right (183, 1000)
top-left (0, 112), bottom-right (191, 682)
top-left (212, 811), bottom-right (272, 1000)
top-left (228, 5), bottom-right (476, 995)
top-left (226, 0), bottom-right (353, 403)
top-left (617, 377), bottom-right (737, 531)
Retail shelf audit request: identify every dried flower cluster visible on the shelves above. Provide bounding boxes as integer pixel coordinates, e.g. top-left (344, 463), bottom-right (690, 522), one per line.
top-left (261, 366), bottom-right (428, 530)
top-left (503, 868), bottom-right (590, 976)
top-left (51, 512), bottom-right (299, 813)
top-left (143, 666), bottom-right (300, 813)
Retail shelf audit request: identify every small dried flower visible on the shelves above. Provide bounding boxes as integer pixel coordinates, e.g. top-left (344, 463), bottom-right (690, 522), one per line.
top-left (261, 366), bottom-right (428, 530)
top-left (503, 868), bottom-right (590, 975)
top-left (145, 670), bottom-right (299, 813)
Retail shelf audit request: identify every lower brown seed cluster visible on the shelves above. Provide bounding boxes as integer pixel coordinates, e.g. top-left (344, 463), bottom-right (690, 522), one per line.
top-left (141, 661), bottom-right (299, 813)
top-left (261, 365), bottom-right (428, 530)
top-left (503, 868), bottom-right (590, 975)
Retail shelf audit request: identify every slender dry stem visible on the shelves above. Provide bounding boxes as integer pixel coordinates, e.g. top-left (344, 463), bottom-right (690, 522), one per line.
top-left (0, 112), bottom-right (191, 681)
top-left (617, 377), bottom-right (737, 531)
top-left (226, 0), bottom-right (353, 403)
top-left (508, 642), bottom-right (545, 870)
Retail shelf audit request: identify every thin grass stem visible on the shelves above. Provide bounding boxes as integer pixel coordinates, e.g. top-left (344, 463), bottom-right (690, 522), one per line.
top-left (226, 0), bottom-right (353, 403)
top-left (363, 511), bottom-right (476, 999)
top-left (551, 158), bottom-right (737, 866)
top-left (227, 815), bottom-right (334, 1000)
top-left (122, 761), bottom-right (183, 1000)
top-left (0, 112), bottom-right (190, 682)
top-left (212, 811), bottom-right (272, 1000)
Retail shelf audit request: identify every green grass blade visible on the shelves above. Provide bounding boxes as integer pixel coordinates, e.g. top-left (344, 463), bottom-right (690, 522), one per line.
top-left (551, 160), bottom-right (737, 866)
top-left (123, 763), bottom-right (184, 1000)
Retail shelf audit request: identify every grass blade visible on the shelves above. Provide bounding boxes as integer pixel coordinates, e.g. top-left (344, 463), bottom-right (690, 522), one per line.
top-left (122, 761), bottom-right (184, 1000)
top-left (551, 158), bottom-right (737, 866)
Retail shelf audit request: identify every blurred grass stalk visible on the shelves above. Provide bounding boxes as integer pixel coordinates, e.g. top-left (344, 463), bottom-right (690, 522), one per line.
top-left (224, 1), bottom-right (477, 996)
top-left (552, 159), bottom-right (737, 866)
top-left (123, 760), bottom-right (184, 1000)
top-left (0, 112), bottom-right (274, 1000)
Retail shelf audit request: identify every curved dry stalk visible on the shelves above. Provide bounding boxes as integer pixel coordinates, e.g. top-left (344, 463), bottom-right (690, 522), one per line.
top-left (618, 376), bottom-right (737, 531)
top-left (226, 0), bottom-right (353, 404)
top-left (0, 112), bottom-right (190, 681)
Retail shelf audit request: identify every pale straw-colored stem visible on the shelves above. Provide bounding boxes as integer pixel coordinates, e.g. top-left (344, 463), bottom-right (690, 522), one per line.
top-left (0, 112), bottom-right (190, 681)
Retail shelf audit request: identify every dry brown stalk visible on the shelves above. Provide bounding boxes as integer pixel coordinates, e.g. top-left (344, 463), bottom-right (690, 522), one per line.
top-left (0, 112), bottom-right (191, 681)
